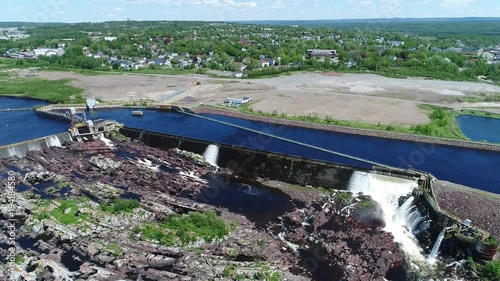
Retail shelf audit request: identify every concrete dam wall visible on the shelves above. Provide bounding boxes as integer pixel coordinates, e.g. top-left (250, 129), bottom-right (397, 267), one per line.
top-left (119, 127), bottom-right (414, 190)
top-left (0, 132), bottom-right (72, 158)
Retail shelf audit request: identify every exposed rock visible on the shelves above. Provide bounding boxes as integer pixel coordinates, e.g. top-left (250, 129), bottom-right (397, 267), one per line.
top-left (88, 155), bottom-right (121, 174)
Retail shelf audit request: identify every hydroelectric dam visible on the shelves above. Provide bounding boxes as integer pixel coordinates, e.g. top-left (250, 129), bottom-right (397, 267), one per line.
top-left (1, 104), bottom-right (498, 270)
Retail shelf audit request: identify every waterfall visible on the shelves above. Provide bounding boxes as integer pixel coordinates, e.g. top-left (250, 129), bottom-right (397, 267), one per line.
top-left (99, 133), bottom-right (115, 149)
top-left (203, 144), bottom-right (219, 167)
top-left (45, 135), bottom-right (62, 147)
top-left (348, 171), bottom-right (427, 263)
top-left (6, 146), bottom-right (23, 157)
top-left (428, 228), bottom-right (447, 264)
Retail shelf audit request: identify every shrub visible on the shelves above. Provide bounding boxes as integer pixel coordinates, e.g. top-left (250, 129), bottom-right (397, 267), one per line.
top-left (100, 198), bottom-right (140, 214)
top-left (482, 261), bottom-right (500, 280)
top-left (133, 210), bottom-right (229, 246)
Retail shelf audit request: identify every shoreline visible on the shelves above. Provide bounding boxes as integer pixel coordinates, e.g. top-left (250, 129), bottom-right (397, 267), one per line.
top-left (193, 106), bottom-right (500, 152)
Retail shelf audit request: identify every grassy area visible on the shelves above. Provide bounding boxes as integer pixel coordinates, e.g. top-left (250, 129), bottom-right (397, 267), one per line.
top-left (105, 243), bottom-right (123, 256)
top-left (0, 78), bottom-right (85, 104)
top-left (458, 109), bottom-right (500, 119)
top-left (223, 263), bottom-right (282, 281)
top-left (132, 210), bottom-right (229, 246)
top-left (468, 258), bottom-right (500, 280)
top-left (100, 198), bottom-right (140, 214)
top-left (49, 199), bottom-right (90, 225)
top-left (235, 102), bottom-right (469, 140)
top-left (458, 93), bottom-right (500, 103)
top-left (414, 104), bottom-right (468, 139)
top-left (14, 254), bottom-right (25, 265)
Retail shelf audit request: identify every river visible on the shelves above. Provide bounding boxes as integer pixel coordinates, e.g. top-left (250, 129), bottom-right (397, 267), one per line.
top-left (0, 98), bottom-right (499, 194)
top-left (0, 97), bottom-right (68, 145)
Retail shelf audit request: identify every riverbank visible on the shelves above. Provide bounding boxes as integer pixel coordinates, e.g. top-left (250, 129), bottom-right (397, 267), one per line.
top-left (193, 106), bottom-right (500, 152)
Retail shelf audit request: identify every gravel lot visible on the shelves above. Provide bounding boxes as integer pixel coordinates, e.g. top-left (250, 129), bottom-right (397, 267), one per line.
top-left (29, 71), bottom-right (500, 125)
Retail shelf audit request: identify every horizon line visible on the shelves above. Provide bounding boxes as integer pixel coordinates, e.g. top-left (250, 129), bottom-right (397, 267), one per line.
top-left (1, 16), bottom-right (500, 25)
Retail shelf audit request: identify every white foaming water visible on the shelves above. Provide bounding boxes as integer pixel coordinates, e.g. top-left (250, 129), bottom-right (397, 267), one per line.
top-left (428, 228), bottom-right (447, 264)
top-left (203, 144), bottom-right (219, 167)
top-left (7, 146), bottom-right (23, 157)
top-left (348, 171), bottom-right (428, 263)
top-left (45, 135), bottom-right (62, 147)
top-left (242, 184), bottom-right (262, 196)
top-left (99, 133), bottom-right (115, 149)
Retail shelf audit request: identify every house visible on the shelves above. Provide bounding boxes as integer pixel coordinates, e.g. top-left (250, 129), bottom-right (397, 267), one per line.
top-left (307, 49), bottom-right (338, 60)
top-left (390, 41), bottom-right (405, 47)
top-left (224, 97), bottom-right (252, 107)
top-left (104, 37), bottom-right (118, 41)
top-left (478, 49), bottom-right (497, 62)
top-left (259, 60), bottom-right (270, 67)
top-left (111, 59), bottom-right (132, 68)
top-left (239, 37), bottom-right (256, 46)
top-left (147, 58), bottom-right (171, 67)
top-left (165, 52), bottom-right (178, 60)
top-left (33, 48), bottom-right (65, 57)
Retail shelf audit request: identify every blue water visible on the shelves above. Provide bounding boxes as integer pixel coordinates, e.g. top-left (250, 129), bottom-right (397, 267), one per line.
top-left (457, 115), bottom-right (500, 143)
top-left (0, 97), bottom-right (69, 145)
top-left (1, 98), bottom-right (499, 194)
top-left (87, 108), bottom-right (500, 194)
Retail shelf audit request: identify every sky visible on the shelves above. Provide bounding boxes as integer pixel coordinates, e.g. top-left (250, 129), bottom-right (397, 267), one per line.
top-left (1, 0), bottom-right (500, 23)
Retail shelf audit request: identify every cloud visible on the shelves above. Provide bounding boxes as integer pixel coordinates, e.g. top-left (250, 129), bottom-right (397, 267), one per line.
top-left (6, 6), bottom-right (25, 12)
top-left (348, 0), bottom-right (374, 6)
top-left (270, 0), bottom-right (285, 9)
top-left (441, 0), bottom-right (475, 8)
top-left (115, 7), bottom-right (124, 12)
top-left (121, 0), bottom-right (256, 8)
top-left (55, 10), bottom-right (66, 15)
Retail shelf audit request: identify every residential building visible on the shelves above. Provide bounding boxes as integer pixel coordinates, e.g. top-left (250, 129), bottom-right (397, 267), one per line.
top-left (259, 59), bottom-right (270, 67)
top-left (390, 41), bottom-right (405, 47)
top-left (307, 49), bottom-right (337, 60)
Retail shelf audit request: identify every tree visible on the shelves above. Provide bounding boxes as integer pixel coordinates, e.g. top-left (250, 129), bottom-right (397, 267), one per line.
top-left (481, 261), bottom-right (500, 280)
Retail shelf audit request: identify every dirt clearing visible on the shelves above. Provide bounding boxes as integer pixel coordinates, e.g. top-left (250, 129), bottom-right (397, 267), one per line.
top-left (30, 71), bottom-right (500, 125)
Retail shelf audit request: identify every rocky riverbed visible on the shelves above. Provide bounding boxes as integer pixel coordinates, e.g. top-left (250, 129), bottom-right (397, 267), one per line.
top-left (0, 137), bottom-right (483, 280)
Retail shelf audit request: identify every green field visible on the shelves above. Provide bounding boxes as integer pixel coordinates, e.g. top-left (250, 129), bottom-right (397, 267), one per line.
top-left (0, 77), bottom-right (85, 104)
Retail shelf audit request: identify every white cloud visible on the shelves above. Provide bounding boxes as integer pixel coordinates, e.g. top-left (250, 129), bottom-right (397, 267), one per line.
top-left (6, 6), bottom-right (25, 12)
top-left (55, 10), bottom-right (65, 15)
top-left (441, 0), bottom-right (475, 8)
top-left (106, 13), bottom-right (116, 18)
top-left (115, 7), bottom-right (124, 11)
top-left (348, 0), bottom-right (374, 6)
top-left (121, 0), bottom-right (256, 8)
top-left (270, 0), bottom-right (285, 9)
